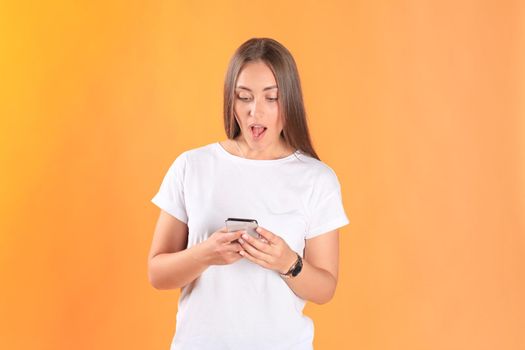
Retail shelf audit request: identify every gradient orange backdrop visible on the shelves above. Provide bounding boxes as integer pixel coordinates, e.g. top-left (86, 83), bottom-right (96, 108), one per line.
top-left (1, 1), bottom-right (524, 349)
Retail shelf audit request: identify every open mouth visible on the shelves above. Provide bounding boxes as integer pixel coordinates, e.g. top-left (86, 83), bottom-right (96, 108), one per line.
top-left (250, 125), bottom-right (267, 140)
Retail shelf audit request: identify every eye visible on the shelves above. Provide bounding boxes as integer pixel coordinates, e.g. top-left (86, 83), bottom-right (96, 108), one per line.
top-left (266, 97), bottom-right (278, 102)
top-left (236, 94), bottom-right (252, 102)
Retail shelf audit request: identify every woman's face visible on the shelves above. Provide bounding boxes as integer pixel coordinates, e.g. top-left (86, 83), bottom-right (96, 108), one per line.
top-left (234, 60), bottom-right (283, 151)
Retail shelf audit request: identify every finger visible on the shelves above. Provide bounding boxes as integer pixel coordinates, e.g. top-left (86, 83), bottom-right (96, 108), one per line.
top-left (254, 227), bottom-right (279, 245)
top-left (239, 238), bottom-right (271, 262)
top-left (239, 250), bottom-right (270, 268)
top-left (222, 230), bottom-right (245, 243)
top-left (240, 233), bottom-right (272, 254)
top-left (227, 252), bottom-right (244, 262)
top-left (226, 243), bottom-right (243, 252)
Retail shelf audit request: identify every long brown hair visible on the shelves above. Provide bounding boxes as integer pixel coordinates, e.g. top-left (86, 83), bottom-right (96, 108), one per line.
top-left (223, 37), bottom-right (320, 160)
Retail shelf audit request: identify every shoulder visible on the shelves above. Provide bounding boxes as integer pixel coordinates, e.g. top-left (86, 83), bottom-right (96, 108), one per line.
top-left (172, 142), bottom-right (218, 163)
top-left (164, 142), bottom-right (218, 174)
top-left (290, 153), bottom-right (344, 200)
top-left (294, 152), bottom-right (340, 183)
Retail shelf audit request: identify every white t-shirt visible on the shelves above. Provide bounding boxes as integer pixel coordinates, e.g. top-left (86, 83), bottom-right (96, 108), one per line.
top-left (151, 142), bottom-right (350, 350)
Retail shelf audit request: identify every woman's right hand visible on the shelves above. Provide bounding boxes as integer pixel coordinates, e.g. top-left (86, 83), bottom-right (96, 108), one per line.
top-left (199, 227), bottom-right (245, 266)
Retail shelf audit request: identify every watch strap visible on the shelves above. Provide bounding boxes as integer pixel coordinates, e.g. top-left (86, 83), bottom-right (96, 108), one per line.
top-left (280, 253), bottom-right (302, 279)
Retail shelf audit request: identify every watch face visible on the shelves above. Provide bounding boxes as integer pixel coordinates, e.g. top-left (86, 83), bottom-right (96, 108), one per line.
top-left (291, 257), bottom-right (303, 277)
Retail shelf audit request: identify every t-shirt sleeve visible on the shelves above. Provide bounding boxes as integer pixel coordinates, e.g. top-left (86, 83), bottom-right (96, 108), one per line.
top-left (305, 167), bottom-right (350, 239)
top-left (150, 153), bottom-right (188, 224)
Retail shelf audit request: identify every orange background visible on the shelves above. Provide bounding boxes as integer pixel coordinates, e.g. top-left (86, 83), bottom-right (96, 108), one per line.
top-left (1, 1), bottom-right (524, 349)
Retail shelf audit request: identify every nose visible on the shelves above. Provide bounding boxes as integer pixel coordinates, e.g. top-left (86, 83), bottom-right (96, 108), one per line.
top-left (249, 99), bottom-right (263, 118)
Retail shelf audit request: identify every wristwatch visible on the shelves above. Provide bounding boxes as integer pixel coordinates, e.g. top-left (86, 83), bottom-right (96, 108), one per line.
top-left (280, 253), bottom-right (303, 279)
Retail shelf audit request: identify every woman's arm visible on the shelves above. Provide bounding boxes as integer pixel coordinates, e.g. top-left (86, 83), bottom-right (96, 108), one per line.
top-left (148, 210), bottom-right (245, 290)
top-left (281, 230), bottom-right (339, 304)
top-left (148, 210), bottom-right (207, 290)
top-left (238, 227), bottom-right (340, 304)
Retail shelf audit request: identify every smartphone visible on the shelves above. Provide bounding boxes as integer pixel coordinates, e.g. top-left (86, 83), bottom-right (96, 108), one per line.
top-left (225, 218), bottom-right (260, 239)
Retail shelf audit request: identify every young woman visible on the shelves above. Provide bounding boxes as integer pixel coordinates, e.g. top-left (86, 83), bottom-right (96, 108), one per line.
top-left (148, 37), bottom-right (350, 350)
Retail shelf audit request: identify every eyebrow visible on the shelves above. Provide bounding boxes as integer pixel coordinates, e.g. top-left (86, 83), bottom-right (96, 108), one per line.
top-left (235, 85), bottom-right (278, 92)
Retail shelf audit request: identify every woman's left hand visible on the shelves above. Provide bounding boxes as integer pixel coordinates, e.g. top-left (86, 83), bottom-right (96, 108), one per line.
top-left (238, 226), bottom-right (298, 274)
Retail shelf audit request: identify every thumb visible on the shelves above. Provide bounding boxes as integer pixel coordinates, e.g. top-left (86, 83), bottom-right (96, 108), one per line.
top-left (225, 229), bottom-right (244, 243)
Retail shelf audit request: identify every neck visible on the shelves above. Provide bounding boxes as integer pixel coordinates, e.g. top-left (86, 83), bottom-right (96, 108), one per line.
top-left (235, 137), bottom-right (293, 160)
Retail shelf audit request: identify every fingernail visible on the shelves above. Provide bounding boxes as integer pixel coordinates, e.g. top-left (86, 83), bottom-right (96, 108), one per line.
top-left (256, 227), bottom-right (261, 232)
top-left (238, 238), bottom-right (245, 244)
top-left (242, 233), bottom-right (249, 240)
